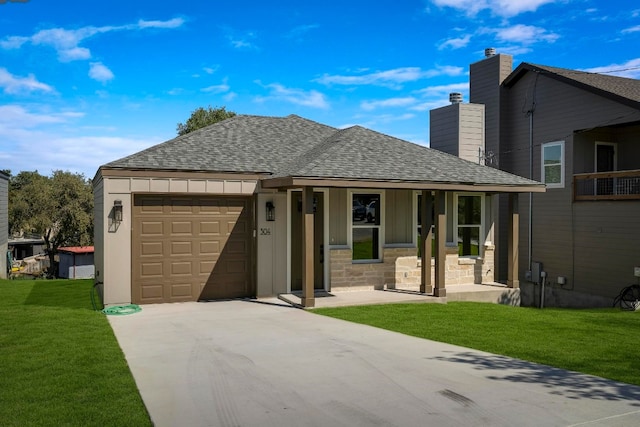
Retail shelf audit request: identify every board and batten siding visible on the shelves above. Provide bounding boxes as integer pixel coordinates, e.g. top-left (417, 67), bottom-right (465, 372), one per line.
top-left (0, 172), bottom-right (8, 279)
top-left (385, 189), bottom-right (414, 245)
top-left (502, 70), bottom-right (640, 291)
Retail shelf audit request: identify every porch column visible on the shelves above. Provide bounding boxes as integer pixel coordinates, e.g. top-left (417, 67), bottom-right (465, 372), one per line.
top-left (434, 190), bottom-right (446, 297)
top-left (301, 186), bottom-right (315, 307)
top-left (507, 193), bottom-right (520, 289)
top-left (420, 190), bottom-right (433, 294)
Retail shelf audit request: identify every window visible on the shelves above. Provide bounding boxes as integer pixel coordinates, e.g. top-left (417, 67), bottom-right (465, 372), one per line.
top-left (542, 141), bottom-right (564, 188)
top-left (351, 193), bottom-right (381, 262)
top-left (455, 194), bottom-right (483, 257)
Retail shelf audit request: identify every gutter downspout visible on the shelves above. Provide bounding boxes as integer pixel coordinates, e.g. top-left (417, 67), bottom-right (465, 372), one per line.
top-left (528, 112), bottom-right (533, 274)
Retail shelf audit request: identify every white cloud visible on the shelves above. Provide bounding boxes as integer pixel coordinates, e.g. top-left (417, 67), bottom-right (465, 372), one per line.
top-left (493, 24), bottom-right (559, 44)
top-left (1, 18), bottom-right (186, 62)
top-left (0, 104), bottom-right (159, 177)
top-left (0, 68), bottom-right (54, 94)
top-left (284, 24), bottom-right (320, 39)
top-left (415, 82), bottom-right (469, 97)
top-left (438, 34), bottom-right (472, 50)
top-left (582, 58), bottom-right (640, 79)
top-left (137, 18), bottom-right (185, 29)
top-left (88, 62), bottom-right (114, 83)
top-left (201, 79), bottom-right (230, 94)
top-left (203, 66), bottom-right (219, 74)
top-left (224, 29), bottom-right (258, 50)
top-left (430, 0), bottom-right (556, 17)
top-left (0, 105), bottom-right (77, 127)
top-left (0, 35), bottom-right (29, 49)
top-left (314, 66), bottom-right (464, 89)
top-left (360, 97), bottom-right (418, 111)
top-left (254, 82), bottom-right (329, 109)
top-left (622, 25), bottom-right (640, 34)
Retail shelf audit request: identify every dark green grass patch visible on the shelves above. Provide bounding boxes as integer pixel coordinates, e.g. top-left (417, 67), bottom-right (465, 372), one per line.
top-left (0, 279), bottom-right (150, 426)
top-left (313, 302), bottom-right (640, 386)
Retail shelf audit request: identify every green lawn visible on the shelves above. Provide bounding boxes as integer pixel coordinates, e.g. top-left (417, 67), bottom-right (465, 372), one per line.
top-left (313, 302), bottom-right (640, 386)
top-left (0, 279), bottom-right (151, 427)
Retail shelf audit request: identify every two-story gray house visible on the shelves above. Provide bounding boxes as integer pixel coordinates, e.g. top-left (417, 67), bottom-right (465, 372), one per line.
top-left (431, 49), bottom-right (640, 307)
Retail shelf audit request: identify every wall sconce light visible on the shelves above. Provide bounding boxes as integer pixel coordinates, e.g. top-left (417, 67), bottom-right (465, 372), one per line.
top-left (113, 199), bottom-right (123, 223)
top-left (266, 201), bottom-right (275, 221)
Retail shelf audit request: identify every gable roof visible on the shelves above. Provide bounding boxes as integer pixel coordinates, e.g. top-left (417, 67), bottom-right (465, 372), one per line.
top-left (503, 63), bottom-right (640, 110)
top-left (100, 114), bottom-right (544, 192)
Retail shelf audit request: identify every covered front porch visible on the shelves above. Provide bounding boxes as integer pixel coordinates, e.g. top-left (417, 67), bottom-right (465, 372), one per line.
top-left (277, 282), bottom-right (521, 309)
top-left (262, 177), bottom-right (533, 308)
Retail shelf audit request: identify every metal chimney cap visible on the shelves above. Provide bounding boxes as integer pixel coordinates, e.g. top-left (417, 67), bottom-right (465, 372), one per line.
top-left (484, 47), bottom-right (496, 57)
top-left (449, 92), bottom-right (463, 104)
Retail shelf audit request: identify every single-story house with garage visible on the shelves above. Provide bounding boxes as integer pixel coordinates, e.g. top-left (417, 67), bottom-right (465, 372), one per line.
top-left (93, 114), bottom-right (544, 307)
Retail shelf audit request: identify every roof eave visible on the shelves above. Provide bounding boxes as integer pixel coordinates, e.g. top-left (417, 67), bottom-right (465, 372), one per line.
top-left (261, 176), bottom-right (546, 193)
top-left (503, 63), bottom-right (640, 110)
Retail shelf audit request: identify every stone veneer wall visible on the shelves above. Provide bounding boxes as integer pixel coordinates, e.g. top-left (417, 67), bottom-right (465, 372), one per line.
top-left (329, 244), bottom-right (495, 292)
top-left (394, 243), bottom-right (495, 289)
top-left (329, 247), bottom-right (416, 291)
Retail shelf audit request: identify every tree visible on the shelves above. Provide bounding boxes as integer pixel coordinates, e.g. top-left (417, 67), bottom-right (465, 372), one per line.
top-left (8, 170), bottom-right (93, 277)
top-left (176, 105), bottom-right (236, 136)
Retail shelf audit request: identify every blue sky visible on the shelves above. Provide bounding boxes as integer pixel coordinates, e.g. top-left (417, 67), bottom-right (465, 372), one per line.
top-left (1, 0), bottom-right (639, 178)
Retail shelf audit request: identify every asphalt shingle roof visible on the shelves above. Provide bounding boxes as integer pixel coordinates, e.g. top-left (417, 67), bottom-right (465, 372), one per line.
top-left (102, 114), bottom-right (541, 188)
top-left (505, 63), bottom-right (640, 109)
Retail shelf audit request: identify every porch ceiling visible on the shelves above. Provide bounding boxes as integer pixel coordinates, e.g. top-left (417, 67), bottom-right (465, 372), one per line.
top-left (260, 176), bottom-right (546, 193)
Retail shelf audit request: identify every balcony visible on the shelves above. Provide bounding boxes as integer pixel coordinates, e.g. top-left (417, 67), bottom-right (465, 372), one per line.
top-left (573, 169), bottom-right (640, 201)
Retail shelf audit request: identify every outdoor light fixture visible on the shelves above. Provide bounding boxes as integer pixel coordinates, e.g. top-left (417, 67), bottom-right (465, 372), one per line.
top-left (266, 201), bottom-right (275, 221)
top-left (113, 199), bottom-right (123, 223)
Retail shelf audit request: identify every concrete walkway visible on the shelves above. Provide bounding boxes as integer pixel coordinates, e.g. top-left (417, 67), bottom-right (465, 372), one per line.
top-left (109, 300), bottom-right (640, 427)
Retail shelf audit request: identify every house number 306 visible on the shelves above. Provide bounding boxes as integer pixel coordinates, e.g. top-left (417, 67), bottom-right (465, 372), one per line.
top-left (260, 228), bottom-right (271, 235)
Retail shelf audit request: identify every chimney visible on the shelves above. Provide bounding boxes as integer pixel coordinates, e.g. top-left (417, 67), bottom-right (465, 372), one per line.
top-left (449, 92), bottom-right (463, 104)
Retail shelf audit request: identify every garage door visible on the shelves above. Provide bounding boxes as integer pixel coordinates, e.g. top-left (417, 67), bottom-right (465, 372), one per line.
top-left (132, 195), bottom-right (253, 304)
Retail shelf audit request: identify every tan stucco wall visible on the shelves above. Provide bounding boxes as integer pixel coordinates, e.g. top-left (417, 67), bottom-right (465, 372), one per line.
top-left (98, 173), bottom-right (258, 306)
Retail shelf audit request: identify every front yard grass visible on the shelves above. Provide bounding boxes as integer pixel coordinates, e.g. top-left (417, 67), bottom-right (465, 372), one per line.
top-left (313, 302), bottom-right (640, 386)
top-left (0, 279), bottom-right (150, 427)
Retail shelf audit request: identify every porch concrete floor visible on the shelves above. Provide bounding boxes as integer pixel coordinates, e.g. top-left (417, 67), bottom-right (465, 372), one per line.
top-left (275, 283), bottom-right (519, 308)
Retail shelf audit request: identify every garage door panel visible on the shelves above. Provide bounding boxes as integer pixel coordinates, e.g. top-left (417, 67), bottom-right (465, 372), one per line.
top-left (133, 194), bottom-right (253, 304)
top-left (171, 241), bottom-right (193, 255)
top-left (141, 241), bottom-right (164, 256)
top-left (171, 221), bottom-right (192, 234)
top-left (200, 241), bottom-right (220, 255)
top-left (141, 284), bottom-right (163, 299)
top-left (141, 262), bottom-right (163, 277)
top-left (225, 240), bottom-right (248, 254)
top-left (170, 283), bottom-right (193, 297)
top-left (199, 221), bottom-right (220, 235)
top-left (170, 261), bottom-right (192, 275)
top-left (141, 221), bottom-right (164, 235)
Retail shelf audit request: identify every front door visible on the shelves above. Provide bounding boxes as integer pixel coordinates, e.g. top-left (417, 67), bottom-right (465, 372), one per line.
top-left (290, 192), bottom-right (324, 291)
top-left (595, 142), bottom-right (616, 195)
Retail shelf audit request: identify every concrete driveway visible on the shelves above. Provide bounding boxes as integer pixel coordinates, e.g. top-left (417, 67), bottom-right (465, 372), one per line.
top-left (109, 300), bottom-right (640, 427)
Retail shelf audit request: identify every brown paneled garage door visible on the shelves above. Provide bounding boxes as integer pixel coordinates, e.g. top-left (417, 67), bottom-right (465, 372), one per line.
top-left (132, 195), bottom-right (253, 304)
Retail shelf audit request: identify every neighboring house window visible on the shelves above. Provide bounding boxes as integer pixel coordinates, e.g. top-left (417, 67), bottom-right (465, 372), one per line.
top-left (351, 193), bottom-right (381, 262)
top-left (542, 141), bottom-right (564, 188)
top-left (455, 193), bottom-right (484, 257)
